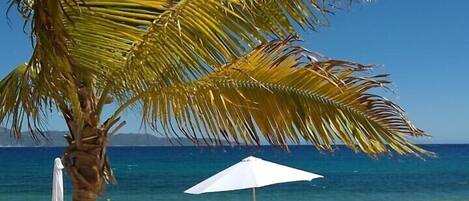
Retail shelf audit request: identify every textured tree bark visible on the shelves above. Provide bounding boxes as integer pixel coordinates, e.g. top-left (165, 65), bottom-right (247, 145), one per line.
top-left (63, 125), bottom-right (114, 201)
top-left (64, 127), bottom-right (101, 201)
top-left (59, 82), bottom-right (117, 201)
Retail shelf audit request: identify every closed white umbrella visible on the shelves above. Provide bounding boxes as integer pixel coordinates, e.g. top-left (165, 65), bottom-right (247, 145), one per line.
top-left (52, 158), bottom-right (64, 201)
top-left (184, 156), bottom-right (323, 201)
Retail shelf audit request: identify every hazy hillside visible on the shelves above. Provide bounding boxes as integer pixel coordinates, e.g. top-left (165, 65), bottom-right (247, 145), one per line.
top-left (0, 127), bottom-right (228, 147)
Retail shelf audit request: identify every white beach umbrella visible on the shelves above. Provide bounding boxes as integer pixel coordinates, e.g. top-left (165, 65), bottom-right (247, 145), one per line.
top-left (52, 158), bottom-right (64, 201)
top-left (184, 156), bottom-right (323, 201)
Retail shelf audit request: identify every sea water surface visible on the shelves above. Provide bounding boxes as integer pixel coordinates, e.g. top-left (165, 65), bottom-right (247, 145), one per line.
top-left (0, 145), bottom-right (468, 201)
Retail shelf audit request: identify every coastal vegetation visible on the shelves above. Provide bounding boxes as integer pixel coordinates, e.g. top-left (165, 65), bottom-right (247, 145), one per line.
top-left (1, 0), bottom-right (429, 200)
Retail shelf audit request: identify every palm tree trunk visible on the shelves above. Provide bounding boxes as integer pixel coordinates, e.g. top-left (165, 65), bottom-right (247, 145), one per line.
top-left (63, 124), bottom-right (114, 201)
top-left (57, 84), bottom-right (117, 201)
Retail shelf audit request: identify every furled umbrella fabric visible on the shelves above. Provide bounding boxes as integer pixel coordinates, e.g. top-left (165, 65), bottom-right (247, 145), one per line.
top-left (52, 158), bottom-right (64, 201)
top-left (185, 156), bottom-right (323, 201)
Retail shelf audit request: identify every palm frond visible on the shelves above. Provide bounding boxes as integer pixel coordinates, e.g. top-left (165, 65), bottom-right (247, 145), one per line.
top-left (8, 0), bottom-right (357, 104)
top-left (7, 0), bottom-right (177, 132)
top-left (134, 38), bottom-right (429, 156)
top-left (22, 0), bottom-right (175, 85)
top-left (0, 64), bottom-right (52, 139)
top-left (121, 0), bottom-right (356, 93)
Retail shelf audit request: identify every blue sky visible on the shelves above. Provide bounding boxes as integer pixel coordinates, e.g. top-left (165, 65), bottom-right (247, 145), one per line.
top-left (0, 1), bottom-right (468, 143)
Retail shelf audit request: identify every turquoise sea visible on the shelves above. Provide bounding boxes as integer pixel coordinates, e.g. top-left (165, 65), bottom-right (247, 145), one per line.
top-left (1, 145), bottom-right (469, 201)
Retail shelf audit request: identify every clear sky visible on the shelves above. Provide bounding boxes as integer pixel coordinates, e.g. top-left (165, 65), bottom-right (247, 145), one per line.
top-left (0, 1), bottom-right (468, 144)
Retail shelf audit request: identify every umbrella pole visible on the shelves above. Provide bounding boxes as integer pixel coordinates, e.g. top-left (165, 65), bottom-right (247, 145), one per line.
top-left (252, 188), bottom-right (256, 201)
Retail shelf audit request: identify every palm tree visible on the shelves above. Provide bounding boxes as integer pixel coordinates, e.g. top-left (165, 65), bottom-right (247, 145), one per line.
top-left (1, 0), bottom-right (429, 200)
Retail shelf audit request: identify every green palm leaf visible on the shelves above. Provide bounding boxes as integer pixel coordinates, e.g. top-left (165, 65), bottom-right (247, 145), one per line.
top-left (8, 0), bottom-right (344, 116)
top-left (124, 0), bottom-right (333, 91)
top-left (4, 0), bottom-right (176, 135)
top-left (131, 38), bottom-right (429, 156)
top-left (0, 64), bottom-right (51, 138)
top-left (8, 0), bottom-right (359, 125)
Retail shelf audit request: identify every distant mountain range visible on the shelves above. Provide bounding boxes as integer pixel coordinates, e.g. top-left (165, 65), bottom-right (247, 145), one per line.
top-left (0, 127), bottom-right (229, 147)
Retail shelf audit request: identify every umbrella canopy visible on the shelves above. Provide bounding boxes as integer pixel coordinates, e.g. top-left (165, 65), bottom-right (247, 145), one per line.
top-left (184, 156), bottom-right (323, 196)
top-left (52, 158), bottom-right (64, 201)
